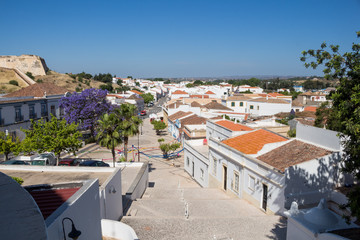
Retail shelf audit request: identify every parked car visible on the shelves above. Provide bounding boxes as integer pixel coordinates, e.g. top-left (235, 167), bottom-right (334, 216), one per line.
top-left (140, 110), bottom-right (147, 116)
top-left (79, 160), bottom-right (110, 167)
top-left (30, 152), bottom-right (56, 166)
top-left (0, 160), bottom-right (29, 165)
top-left (59, 158), bottom-right (81, 166)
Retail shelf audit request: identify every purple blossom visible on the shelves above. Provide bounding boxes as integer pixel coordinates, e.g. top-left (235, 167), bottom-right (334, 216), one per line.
top-left (60, 88), bottom-right (113, 135)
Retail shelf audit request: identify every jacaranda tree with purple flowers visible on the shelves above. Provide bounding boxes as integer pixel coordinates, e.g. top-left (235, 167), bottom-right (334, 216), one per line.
top-left (60, 88), bottom-right (113, 137)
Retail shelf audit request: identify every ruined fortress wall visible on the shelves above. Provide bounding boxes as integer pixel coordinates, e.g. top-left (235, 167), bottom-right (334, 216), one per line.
top-left (0, 55), bottom-right (48, 76)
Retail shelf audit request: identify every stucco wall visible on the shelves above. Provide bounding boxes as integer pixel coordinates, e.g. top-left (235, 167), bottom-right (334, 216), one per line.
top-left (46, 179), bottom-right (102, 240)
top-left (184, 141), bottom-right (209, 187)
top-left (0, 55), bottom-right (48, 76)
top-left (99, 168), bottom-right (123, 220)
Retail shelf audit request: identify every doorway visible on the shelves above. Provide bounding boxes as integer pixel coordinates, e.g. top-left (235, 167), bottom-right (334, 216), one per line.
top-left (192, 161), bottom-right (194, 178)
top-left (262, 184), bottom-right (268, 211)
top-left (223, 165), bottom-right (227, 190)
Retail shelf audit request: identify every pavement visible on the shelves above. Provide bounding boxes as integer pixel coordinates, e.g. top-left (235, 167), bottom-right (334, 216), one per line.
top-left (117, 102), bottom-right (287, 240)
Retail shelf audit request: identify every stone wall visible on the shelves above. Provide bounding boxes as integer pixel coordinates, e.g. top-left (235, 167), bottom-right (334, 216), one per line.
top-left (0, 55), bottom-right (48, 76)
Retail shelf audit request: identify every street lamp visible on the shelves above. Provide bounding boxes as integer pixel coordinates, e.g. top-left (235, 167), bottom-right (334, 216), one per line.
top-left (62, 217), bottom-right (81, 240)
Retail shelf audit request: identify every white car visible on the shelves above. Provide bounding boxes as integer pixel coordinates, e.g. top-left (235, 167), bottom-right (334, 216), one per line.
top-left (31, 152), bottom-right (56, 166)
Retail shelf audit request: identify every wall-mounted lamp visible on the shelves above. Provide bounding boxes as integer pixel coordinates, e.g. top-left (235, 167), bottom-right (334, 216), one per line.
top-left (62, 217), bottom-right (81, 240)
top-left (109, 185), bottom-right (116, 194)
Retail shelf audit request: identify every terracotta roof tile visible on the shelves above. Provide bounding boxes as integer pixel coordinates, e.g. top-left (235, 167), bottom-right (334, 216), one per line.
top-left (168, 111), bottom-right (193, 121)
top-left (204, 101), bottom-right (233, 111)
top-left (190, 101), bottom-right (203, 107)
top-left (222, 129), bottom-right (287, 154)
top-left (227, 96), bottom-right (251, 101)
top-left (4, 83), bottom-right (69, 98)
top-left (257, 140), bottom-right (332, 172)
top-left (172, 90), bottom-right (188, 95)
top-left (189, 95), bottom-right (209, 98)
top-left (304, 106), bottom-right (317, 112)
top-left (205, 91), bottom-right (215, 94)
top-left (180, 115), bottom-right (207, 126)
top-left (215, 120), bottom-right (253, 131)
top-left (249, 98), bottom-right (289, 104)
top-left (131, 90), bottom-right (143, 95)
top-left (268, 93), bottom-right (285, 97)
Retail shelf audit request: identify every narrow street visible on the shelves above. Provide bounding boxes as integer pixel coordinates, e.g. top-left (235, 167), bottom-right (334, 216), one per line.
top-left (121, 104), bottom-right (286, 240)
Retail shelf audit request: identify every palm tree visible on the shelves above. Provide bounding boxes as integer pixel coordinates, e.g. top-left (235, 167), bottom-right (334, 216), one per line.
top-left (116, 104), bottom-right (142, 161)
top-left (96, 112), bottom-right (122, 167)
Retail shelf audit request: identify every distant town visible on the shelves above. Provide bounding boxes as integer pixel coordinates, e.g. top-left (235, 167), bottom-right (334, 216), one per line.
top-left (0, 54), bottom-right (358, 240)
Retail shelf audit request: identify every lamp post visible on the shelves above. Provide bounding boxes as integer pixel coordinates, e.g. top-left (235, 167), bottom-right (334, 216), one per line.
top-left (62, 217), bottom-right (81, 240)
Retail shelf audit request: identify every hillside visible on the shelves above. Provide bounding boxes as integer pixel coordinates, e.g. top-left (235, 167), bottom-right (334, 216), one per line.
top-left (0, 68), bottom-right (118, 94)
top-left (0, 67), bottom-right (29, 93)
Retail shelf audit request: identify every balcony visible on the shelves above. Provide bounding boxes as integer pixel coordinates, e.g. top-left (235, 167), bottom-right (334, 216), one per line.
top-left (15, 115), bottom-right (24, 122)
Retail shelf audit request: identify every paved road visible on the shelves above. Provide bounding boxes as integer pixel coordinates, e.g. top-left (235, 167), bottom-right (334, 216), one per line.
top-left (121, 103), bottom-right (287, 240)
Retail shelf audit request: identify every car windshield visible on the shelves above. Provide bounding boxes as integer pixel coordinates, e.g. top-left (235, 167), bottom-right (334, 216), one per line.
top-left (31, 160), bottom-right (46, 166)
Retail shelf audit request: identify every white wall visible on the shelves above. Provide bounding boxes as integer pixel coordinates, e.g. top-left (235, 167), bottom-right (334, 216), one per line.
top-left (184, 140), bottom-right (209, 187)
top-left (46, 179), bottom-right (102, 240)
top-left (284, 153), bottom-right (341, 208)
top-left (101, 219), bottom-right (138, 240)
top-left (296, 123), bottom-right (341, 151)
top-left (247, 102), bottom-right (291, 116)
top-left (99, 168), bottom-right (123, 220)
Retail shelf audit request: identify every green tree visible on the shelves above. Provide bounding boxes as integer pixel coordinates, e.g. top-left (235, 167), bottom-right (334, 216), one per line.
top-left (9, 80), bottom-right (19, 86)
top-left (152, 120), bottom-right (167, 135)
top-left (185, 83), bottom-right (194, 88)
top-left (96, 113), bottom-right (123, 167)
top-left (141, 93), bottom-right (154, 104)
top-left (21, 115), bottom-right (82, 165)
top-left (301, 31), bottom-right (360, 220)
top-left (0, 132), bottom-right (20, 161)
top-left (157, 138), bottom-right (181, 158)
top-left (100, 83), bottom-right (113, 92)
top-left (116, 104), bottom-right (142, 161)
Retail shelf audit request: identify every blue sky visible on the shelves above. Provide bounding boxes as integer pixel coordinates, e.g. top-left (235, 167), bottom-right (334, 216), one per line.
top-left (1, 0), bottom-right (359, 78)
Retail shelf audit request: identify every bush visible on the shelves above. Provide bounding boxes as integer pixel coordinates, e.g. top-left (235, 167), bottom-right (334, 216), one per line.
top-left (9, 80), bottom-right (19, 86)
top-left (75, 87), bottom-right (82, 92)
top-left (36, 79), bottom-right (43, 83)
top-left (26, 72), bottom-right (35, 80)
top-left (288, 129), bottom-right (296, 138)
top-left (84, 136), bottom-right (96, 144)
top-left (118, 156), bottom-right (126, 162)
top-left (11, 176), bottom-right (24, 185)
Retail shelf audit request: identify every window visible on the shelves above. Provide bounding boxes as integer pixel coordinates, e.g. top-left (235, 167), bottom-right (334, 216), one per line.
top-left (50, 105), bottom-right (56, 116)
top-left (250, 105), bottom-right (254, 110)
top-left (249, 175), bottom-right (255, 190)
top-left (296, 109), bottom-right (299, 112)
top-left (231, 102), bottom-right (235, 107)
top-left (186, 157), bottom-right (190, 166)
top-left (41, 103), bottom-right (47, 117)
top-left (257, 106), bottom-right (259, 110)
top-left (213, 156), bottom-right (217, 176)
top-left (29, 105), bottom-right (36, 119)
top-left (233, 171), bottom-right (239, 192)
top-left (240, 102), bottom-right (243, 107)
top-left (15, 106), bottom-right (22, 122)
top-left (200, 168), bottom-right (204, 180)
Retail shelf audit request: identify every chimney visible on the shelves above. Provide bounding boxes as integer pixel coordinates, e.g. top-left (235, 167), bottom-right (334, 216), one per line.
top-left (223, 115), bottom-right (225, 120)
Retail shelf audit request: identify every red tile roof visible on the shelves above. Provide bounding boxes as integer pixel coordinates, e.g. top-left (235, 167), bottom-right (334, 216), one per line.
top-left (29, 187), bottom-right (80, 219)
top-left (168, 111), bottom-right (193, 121)
top-left (172, 90), bottom-right (188, 95)
top-left (268, 93), bottom-right (285, 97)
top-left (257, 140), bottom-right (332, 171)
top-left (189, 95), bottom-right (209, 98)
top-left (205, 91), bottom-right (215, 94)
top-left (215, 120), bottom-right (253, 131)
top-left (131, 90), bottom-right (143, 95)
top-left (222, 129), bottom-right (287, 154)
top-left (304, 106), bottom-right (317, 112)
top-left (4, 83), bottom-right (69, 98)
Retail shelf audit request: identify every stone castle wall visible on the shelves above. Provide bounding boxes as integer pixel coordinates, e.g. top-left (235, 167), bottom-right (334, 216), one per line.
top-left (0, 55), bottom-right (48, 76)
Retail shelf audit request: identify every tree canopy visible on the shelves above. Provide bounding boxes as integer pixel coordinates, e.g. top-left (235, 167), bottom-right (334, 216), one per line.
top-left (301, 31), bottom-right (360, 220)
top-left (0, 132), bottom-right (20, 161)
top-left (60, 88), bottom-right (113, 136)
top-left (141, 93), bottom-right (154, 104)
top-left (21, 115), bottom-right (82, 165)
top-left (97, 112), bottom-right (123, 167)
